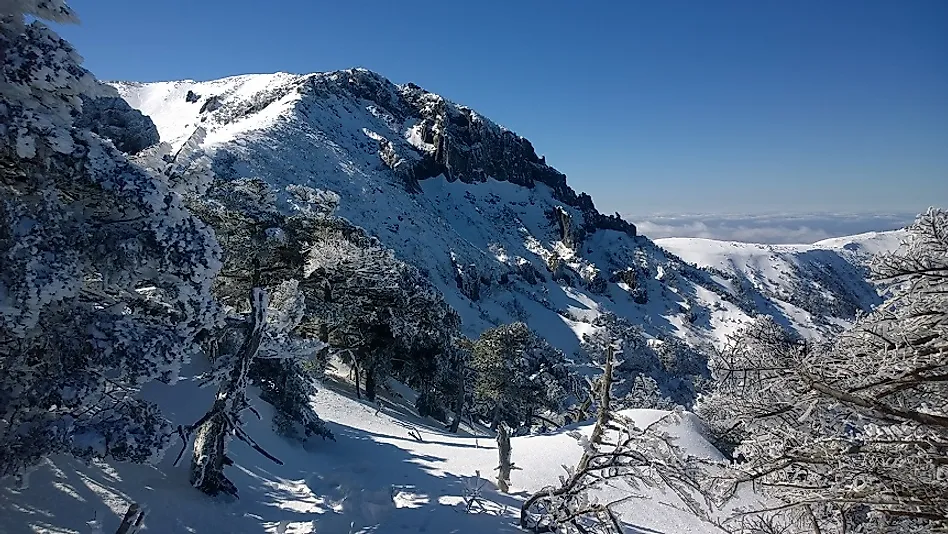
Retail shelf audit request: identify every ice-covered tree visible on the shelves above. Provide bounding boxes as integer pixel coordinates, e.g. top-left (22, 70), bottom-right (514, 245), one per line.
top-left (139, 142), bottom-right (339, 494)
top-left (521, 344), bottom-right (711, 533)
top-left (471, 322), bottom-right (576, 430)
top-left (704, 208), bottom-right (948, 533)
top-left (303, 222), bottom-right (460, 402)
top-left (0, 1), bottom-right (220, 477)
top-left (580, 313), bottom-right (709, 411)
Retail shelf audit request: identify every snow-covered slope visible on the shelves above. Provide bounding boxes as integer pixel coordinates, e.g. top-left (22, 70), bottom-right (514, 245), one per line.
top-left (0, 366), bottom-right (729, 534)
top-left (109, 69), bottom-right (887, 351)
top-left (656, 231), bottom-right (904, 336)
top-left (813, 230), bottom-right (907, 264)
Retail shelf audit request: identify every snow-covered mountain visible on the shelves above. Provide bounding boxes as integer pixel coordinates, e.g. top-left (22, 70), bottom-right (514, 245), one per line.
top-left (656, 231), bottom-right (905, 337)
top-left (107, 69), bottom-right (896, 350)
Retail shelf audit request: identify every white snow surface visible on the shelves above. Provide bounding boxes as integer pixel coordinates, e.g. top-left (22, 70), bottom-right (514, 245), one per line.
top-left (813, 230), bottom-right (908, 261)
top-left (0, 367), bottom-right (729, 533)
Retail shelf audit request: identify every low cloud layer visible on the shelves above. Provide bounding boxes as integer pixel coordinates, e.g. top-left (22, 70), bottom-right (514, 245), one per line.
top-left (626, 212), bottom-right (918, 244)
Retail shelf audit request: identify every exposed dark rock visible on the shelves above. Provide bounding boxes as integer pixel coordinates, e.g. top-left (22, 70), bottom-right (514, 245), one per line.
top-left (632, 286), bottom-right (648, 304)
top-left (200, 95), bottom-right (224, 114)
top-left (451, 255), bottom-right (482, 301)
top-left (186, 90), bottom-right (201, 103)
top-left (77, 95), bottom-right (160, 154)
top-left (583, 271), bottom-right (608, 294)
top-left (299, 69), bottom-right (636, 239)
top-left (515, 261), bottom-right (545, 285)
top-left (610, 267), bottom-right (647, 304)
top-left (548, 206), bottom-right (580, 248)
top-left (610, 267), bottom-right (638, 288)
top-left (547, 254), bottom-right (571, 285)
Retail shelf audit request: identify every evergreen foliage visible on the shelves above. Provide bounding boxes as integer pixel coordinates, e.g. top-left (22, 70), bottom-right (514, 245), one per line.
top-left (0, 1), bottom-right (220, 477)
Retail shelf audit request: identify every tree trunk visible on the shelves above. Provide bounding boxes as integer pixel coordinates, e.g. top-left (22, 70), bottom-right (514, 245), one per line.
top-left (448, 365), bottom-right (466, 433)
top-left (578, 344), bottom-right (615, 474)
top-left (805, 504), bottom-right (823, 534)
top-left (364, 365), bottom-right (377, 403)
top-left (448, 413), bottom-right (461, 433)
top-left (190, 398), bottom-right (230, 494)
top-left (490, 404), bottom-right (502, 431)
top-left (190, 287), bottom-right (267, 497)
top-left (496, 422), bottom-right (512, 493)
top-left (352, 360), bottom-right (361, 399)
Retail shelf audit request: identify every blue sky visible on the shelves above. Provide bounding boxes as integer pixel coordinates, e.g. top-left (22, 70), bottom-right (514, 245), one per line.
top-left (56, 0), bottom-right (947, 217)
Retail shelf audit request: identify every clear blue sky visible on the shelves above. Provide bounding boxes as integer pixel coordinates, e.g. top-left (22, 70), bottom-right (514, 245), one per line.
top-left (56, 0), bottom-right (947, 216)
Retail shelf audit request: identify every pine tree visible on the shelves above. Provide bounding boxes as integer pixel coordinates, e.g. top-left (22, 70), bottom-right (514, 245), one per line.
top-left (139, 141), bottom-right (338, 494)
top-left (0, 1), bottom-right (220, 477)
top-left (471, 322), bottom-right (575, 430)
top-left (581, 312), bottom-right (709, 410)
top-left (303, 223), bottom-right (460, 402)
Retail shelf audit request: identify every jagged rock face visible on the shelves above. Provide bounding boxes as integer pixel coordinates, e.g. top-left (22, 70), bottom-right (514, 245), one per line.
top-left (398, 82), bottom-right (637, 239)
top-left (298, 70), bottom-right (637, 239)
top-left (451, 254), bottom-right (484, 302)
top-left (199, 95), bottom-right (224, 114)
top-left (549, 206), bottom-right (579, 248)
top-left (77, 93), bottom-right (159, 154)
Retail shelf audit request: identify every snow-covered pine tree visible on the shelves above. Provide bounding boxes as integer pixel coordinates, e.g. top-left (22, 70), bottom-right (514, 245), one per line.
top-left (581, 312), bottom-right (709, 410)
top-left (442, 336), bottom-right (476, 433)
top-left (0, 1), bottom-right (220, 477)
top-left (303, 222), bottom-right (460, 403)
top-left (141, 134), bottom-right (339, 446)
top-left (704, 207), bottom-right (948, 533)
top-left (471, 322), bottom-right (575, 430)
top-left (155, 176), bottom-right (336, 494)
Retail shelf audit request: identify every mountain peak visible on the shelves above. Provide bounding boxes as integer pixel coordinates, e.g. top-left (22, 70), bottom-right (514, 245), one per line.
top-left (111, 68), bottom-right (636, 239)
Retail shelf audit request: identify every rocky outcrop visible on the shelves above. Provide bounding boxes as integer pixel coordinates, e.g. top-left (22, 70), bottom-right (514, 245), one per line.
top-left (78, 94), bottom-right (159, 154)
top-left (546, 254), bottom-right (572, 286)
top-left (300, 69), bottom-right (637, 240)
top-left (450, 253), bottom-right (484, 302)
top-left (611, 267), bottom-right (648, 304)
top-left (549, 206), bottom-right (579, 247)
top-left (399, 82), bottom-right (637, 240)
top-left (200, 95), bottom-right (224, 114)
top-left (515, 261), bottom-right (546, 285)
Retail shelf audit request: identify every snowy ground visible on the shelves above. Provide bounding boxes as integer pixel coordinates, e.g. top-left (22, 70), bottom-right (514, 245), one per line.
top-left (0, 363), bottom-right (727, 534)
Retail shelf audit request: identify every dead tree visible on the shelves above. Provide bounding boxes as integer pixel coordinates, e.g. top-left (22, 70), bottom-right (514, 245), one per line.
top-left (520, 343), bottom-right (711, 533)
top-left (496, 422), bottom-right (513, 493)
top-left (186, 287), bottom-right (282, 497)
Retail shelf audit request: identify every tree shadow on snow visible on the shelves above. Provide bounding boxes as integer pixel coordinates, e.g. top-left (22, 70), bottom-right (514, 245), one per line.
top-left (0, 381), bottom-right (522, 533)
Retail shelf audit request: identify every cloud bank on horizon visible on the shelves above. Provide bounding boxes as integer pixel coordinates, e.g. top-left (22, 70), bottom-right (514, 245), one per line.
top-left (626, 212), bottom-right (919, 244)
